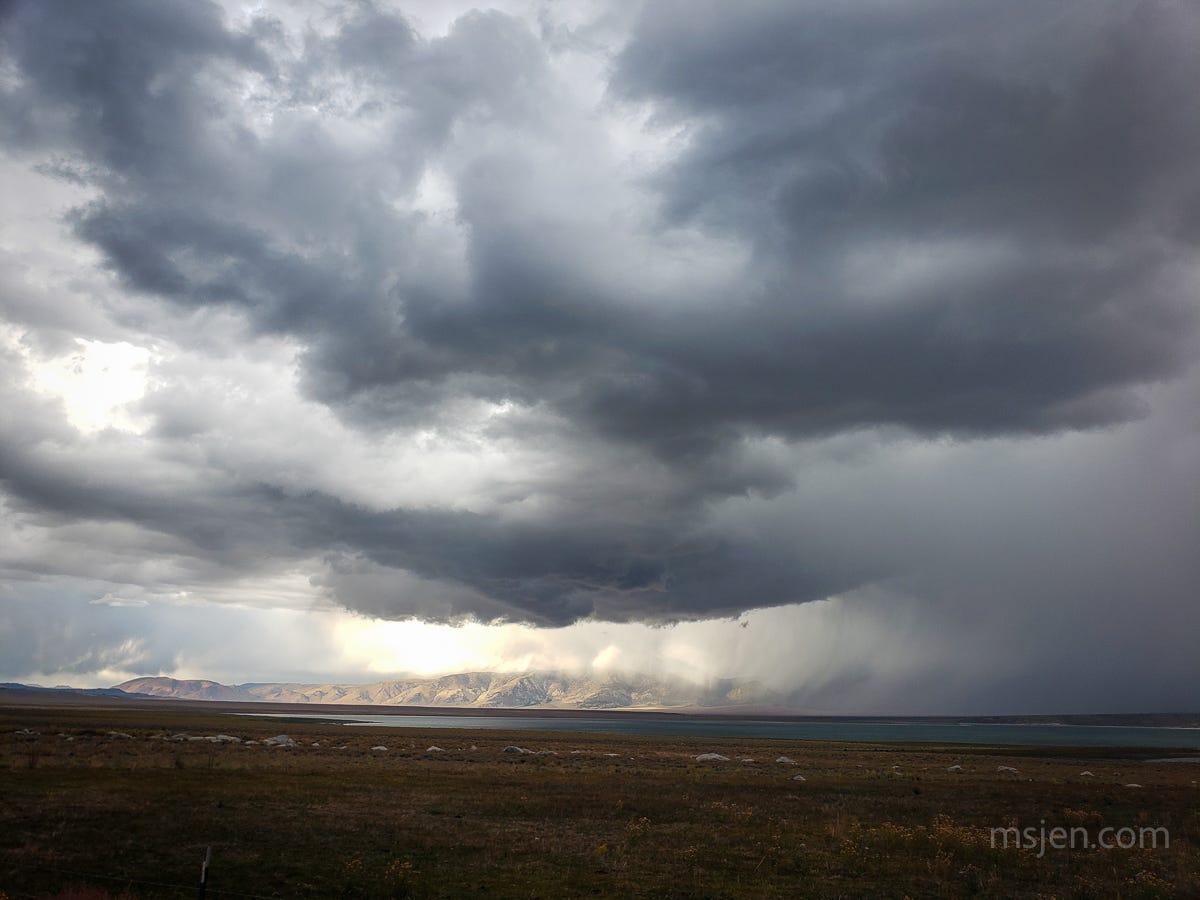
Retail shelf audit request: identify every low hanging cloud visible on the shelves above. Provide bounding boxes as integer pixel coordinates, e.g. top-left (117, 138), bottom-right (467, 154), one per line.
top-left (0, 0), bottom-right (1197, 709)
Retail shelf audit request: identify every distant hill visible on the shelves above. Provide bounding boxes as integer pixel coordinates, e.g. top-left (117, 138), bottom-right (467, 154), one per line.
top-left (115, 677), bottom-right (256, 702)
top-left (112, 672), bottom-right (773, 710)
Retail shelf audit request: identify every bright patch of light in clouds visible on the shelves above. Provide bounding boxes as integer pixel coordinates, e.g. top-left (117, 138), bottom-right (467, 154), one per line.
top-left (8, 330), bottom-right (152, 434)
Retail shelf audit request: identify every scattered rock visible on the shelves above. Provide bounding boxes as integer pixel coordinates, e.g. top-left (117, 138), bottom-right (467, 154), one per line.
top-left (206, 734), bottom-right (241, 743)
top-left (107, 731), bottom-right (133, 739)
top-left (264, 735), bottom-right (297, 747)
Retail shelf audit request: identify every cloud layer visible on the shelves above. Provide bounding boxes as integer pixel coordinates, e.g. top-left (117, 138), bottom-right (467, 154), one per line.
top-left (1, 0), bottom-right (1196, 710)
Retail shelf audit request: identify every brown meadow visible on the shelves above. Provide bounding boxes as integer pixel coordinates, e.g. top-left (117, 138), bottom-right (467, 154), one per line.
top-left (2, 703), bottom-right (1198, 898)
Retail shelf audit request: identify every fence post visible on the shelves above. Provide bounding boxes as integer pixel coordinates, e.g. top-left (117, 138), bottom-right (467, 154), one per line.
top-left (199, 845), bottom-right (212, 899)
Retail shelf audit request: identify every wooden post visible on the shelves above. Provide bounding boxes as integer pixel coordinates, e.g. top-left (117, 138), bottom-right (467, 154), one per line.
top-left (199, 845), bottom-right (212, 899)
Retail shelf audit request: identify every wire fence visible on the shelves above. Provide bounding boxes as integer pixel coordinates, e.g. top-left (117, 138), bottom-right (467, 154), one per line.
top-left (2, 855), bottom-right (285, 900)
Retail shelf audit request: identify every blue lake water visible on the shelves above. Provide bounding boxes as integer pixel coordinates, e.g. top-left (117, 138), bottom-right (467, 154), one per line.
top-left (245, 713), bottom-right (1200, 749)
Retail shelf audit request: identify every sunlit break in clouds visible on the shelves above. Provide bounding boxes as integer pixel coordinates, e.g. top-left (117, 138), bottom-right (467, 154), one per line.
top-left (0, 0), bottom-right (1197, 714)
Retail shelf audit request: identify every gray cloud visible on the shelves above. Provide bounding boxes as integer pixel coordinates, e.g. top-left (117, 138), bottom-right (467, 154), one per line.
top-left (12, 0), bottom-right (1194, 441)
top-left (0, 0), bottom-right (1197, 709)
top-left (609, 0), bottom-right (1198, 438)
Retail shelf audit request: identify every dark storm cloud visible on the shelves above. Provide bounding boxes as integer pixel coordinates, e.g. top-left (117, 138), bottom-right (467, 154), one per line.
top-left (0, 0), bottom-right (270, 165)
top-left (0, 401), bottom-right (855, 625)
top-left (615, 1), bottom-right (1200, 239)
top-left (608, 0), bottom-right (1199, 440)
top-left (10, 0), bottom-right (1195, 441)
top-left (0, 0), bottom-right (1197, 640)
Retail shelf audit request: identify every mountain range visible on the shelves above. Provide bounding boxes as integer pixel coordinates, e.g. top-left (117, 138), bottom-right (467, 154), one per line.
top-left (112, 672), bottom-right (772, 710)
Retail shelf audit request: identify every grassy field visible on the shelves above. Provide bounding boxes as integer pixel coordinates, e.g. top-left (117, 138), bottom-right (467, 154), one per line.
top-left (1, 703), bottom-right (1197, 898)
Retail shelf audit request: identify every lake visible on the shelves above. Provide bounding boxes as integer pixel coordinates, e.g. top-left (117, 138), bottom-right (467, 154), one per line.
top-left (246, 713), bottom-right (1200, 748)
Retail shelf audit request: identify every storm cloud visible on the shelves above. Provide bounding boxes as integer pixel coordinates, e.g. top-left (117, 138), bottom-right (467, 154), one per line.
top-left (0, 0), bottom-right (1196, 710)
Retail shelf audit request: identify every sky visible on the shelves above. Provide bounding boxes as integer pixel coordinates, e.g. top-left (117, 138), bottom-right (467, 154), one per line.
top-left (0, 0), bottom-right (1197, 714)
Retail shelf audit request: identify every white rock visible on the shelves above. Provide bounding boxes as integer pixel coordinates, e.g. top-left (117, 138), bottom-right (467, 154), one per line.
top-left (370, 745), bottom-right (388, 751)
top-left (426, 746), bottom-right (445, 752)
top-left (947, 765), bottom-right (964, 772)
top-left (264, 735), bottom-right (297, 747)
top-left (503, 745), bottom-right (533, 754)
top-left (791, 773), bottom-right (807, 782)
top-left (107, 731), bottom-right (133, 739)
top-left (775, 756), bottom-right (796, 765)
top-left (1124, 783), bottom-right (1143, 788)
top-left (997, 765), bottom-right (1019, 774)
top-left (695, 753), bottom-right (730, 762)
top-left (1079, 771), bottom-right (1094, 777)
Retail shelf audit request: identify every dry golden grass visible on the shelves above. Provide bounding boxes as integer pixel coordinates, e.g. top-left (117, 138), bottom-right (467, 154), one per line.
top-left (1, 704), bottom-right (1198, 898)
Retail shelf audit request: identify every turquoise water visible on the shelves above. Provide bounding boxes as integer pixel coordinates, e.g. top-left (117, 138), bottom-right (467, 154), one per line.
top-left (247, 713), bottom-right (1200, 748)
